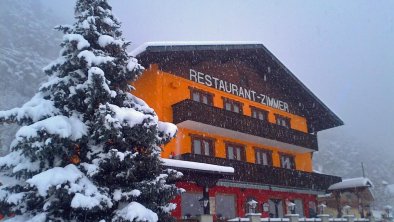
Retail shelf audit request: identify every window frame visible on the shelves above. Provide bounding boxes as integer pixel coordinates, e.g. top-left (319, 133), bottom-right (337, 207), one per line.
top-left (225, 141), bottom-right (246, 161)
top-left (189, 87), bottom-right (214, 106)
top-left (222, 97), bottom-right (243, 114)
top-left (254, 147), bottom-right (273, 166)
top-left (190, 134), bottom-right (215, 156)
top-left (274, 114), bottom-right (291, 129)
top-left (279, 152), bottom-right (296, 170)
top-left (250, 106), bottom-right (269, 121)
top-left (215, 193), bottom-right (237, 219)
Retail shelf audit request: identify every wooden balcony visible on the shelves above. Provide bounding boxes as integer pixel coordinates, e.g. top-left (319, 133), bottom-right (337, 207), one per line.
top-left (176, 153), bottom-right (341, 191)
top-left (172, 99), bottom-right (318, 151)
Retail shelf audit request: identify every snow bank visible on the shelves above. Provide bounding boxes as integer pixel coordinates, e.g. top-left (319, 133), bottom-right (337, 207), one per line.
top-left (63, 34), bottom-right (90, 50)
top-left (0, 93), bottom-right (59, 123)
top-left (114, 202), bottom-right (158, 222)
top-left (328, 177), bottom-right (373, 190)
top-left (161, 158), bottom-right (234, 173)
top-left (14, 115), bottom-right (87, 142)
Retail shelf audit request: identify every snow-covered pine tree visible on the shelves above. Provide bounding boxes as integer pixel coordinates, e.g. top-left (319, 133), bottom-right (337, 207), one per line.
top-left (0, 0), bottom-right (181, 221)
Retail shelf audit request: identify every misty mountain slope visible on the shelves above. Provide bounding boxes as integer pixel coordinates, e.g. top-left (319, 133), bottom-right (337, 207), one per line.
top-left (0, 0), bottom-right (62, 155)
top-left (314, 129), bottom-right (394, 207)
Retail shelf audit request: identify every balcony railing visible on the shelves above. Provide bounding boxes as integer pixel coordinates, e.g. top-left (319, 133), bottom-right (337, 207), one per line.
top-left (172, 99), bottom-right (318, 151)
top-left (176, 153), bottom-right (341, 191)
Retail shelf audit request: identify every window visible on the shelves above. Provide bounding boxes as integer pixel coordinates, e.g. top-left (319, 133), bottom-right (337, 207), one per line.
top-left (223, 97), bottom-right (243, 114)
top-left (275, 114), bottom-right (291, 128)
top-left (269, 199), bottom-right (284, 218)
top-left (181, 192), bottom-right (203, 218)
top-left (308, 201), bottom-right (317, 218)
top-left (190, 87), bottom-right (213, 105)
top-left (216, 194), bottom-right (236, 219)
top-left (226, 142), bottom-right (245, 161)
top-left (191, 135), bottom-right (214, 156)
top-left (255, 148), bottom-right (272, 166)
top-left (280, 153), bottom-right (296, 169)
top-left (251, 107), bottom-right (268, 121)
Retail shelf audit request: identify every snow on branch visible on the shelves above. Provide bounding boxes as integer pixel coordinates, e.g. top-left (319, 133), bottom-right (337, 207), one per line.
top-left (0, 93), bottom-right (59, 125)
top-left (63, 33), bottom-right (90, 50)
top-left (0, 150), bottom-right (40, 173)
top-left (3, 213), bottom-right (47, 222)
top-left (98, 35), bottom-right (123, 48)
top-left (113, 202), bottom-right (158, 222)
top-left (127, 57), bottom-right (144, 72)
top-left (158, 122), bottom-right (177, 140)
top-left (26, 164), bottom-right (112, 210)
top-left (103, 103), bottom-right (157, 129)
top-left (78, 50), bottom-right (114, 67)
top-left (13, 115), bottom-right (87, 143)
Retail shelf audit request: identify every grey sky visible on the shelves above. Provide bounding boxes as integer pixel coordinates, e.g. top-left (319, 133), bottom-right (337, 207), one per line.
top-left (44, 0), bottom-right (394, 153)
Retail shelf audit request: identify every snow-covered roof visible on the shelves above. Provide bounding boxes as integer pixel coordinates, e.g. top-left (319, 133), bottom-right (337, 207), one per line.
top-left (161, 158), bottom-right (234, 174)
top-left (131, 41), bottom-right (344, 133)
top-left (130, 41), bottom-right (262, 57)
top-left (328, 177), bottom-right (373, 191)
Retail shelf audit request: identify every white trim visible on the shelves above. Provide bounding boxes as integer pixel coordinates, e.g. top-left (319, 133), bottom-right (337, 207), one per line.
top-left (217, 180), bottom-right (325, 195)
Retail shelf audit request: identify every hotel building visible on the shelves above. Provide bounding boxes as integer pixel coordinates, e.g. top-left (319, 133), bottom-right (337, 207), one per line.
top-left (132, 42), bottom-right (343, 220)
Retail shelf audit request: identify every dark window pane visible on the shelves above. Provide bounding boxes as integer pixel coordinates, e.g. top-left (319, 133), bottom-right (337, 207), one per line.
top-left (181, 192), bottom-right (203, 217)
top-left (192, 92), bottom-right (200, 102)
top-left (227, 146), bottom-right (234, 160)
top-left (193, 139), bottom-right (201, 155)
top-left (203, 140), bottom-right (210, 156)
top-left (216, 194), bottom-right (236, 219)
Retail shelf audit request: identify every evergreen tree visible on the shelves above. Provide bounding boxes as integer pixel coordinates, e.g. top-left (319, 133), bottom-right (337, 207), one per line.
top-left (0, 0), bottom-right (181, 221)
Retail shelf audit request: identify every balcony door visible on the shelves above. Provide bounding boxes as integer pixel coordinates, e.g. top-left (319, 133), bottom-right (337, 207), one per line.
top-left (226, 143), bottom-right (245, 161)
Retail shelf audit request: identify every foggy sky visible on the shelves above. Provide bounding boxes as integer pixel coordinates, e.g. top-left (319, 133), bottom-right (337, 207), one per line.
top-left (44, 0), bottom-right (394, 154)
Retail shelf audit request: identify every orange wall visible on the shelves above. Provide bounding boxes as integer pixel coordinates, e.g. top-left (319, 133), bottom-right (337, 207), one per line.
top-left (133, 64), bottom-right (312, 172)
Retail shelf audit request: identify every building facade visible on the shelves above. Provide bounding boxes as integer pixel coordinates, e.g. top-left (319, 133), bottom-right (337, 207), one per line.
top-left (132, 42), bottom-right (343, 220)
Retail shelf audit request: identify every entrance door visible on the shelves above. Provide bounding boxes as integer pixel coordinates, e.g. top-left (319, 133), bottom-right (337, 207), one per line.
top-left (269, 199), bottom-right (284, 218)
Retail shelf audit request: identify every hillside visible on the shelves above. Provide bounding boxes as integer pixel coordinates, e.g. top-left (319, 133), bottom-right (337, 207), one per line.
top-left (0, 0), bottom-right (62, 155)
top-left (314, 128), bottom-right (394, 208)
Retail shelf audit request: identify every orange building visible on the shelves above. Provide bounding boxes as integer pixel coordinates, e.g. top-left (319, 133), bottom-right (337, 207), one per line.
top-left (132, 42), bottom-right (343, 220)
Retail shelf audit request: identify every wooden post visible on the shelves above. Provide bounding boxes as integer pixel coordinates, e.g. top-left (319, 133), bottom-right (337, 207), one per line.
top-left (203, 186), bottom-right (210, 215)
top-left (334, 191), bottom-right (342, 218)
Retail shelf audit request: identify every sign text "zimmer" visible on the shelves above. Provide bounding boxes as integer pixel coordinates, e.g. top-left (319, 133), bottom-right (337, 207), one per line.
top-left (189, 69), bottom-right (290, 112)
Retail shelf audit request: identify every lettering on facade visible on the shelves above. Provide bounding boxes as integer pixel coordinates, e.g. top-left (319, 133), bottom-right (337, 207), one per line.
top-left (189, 69), bottom-right (290, 112)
